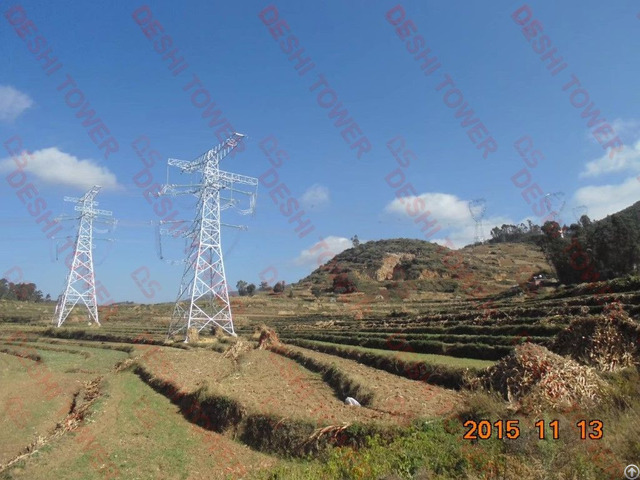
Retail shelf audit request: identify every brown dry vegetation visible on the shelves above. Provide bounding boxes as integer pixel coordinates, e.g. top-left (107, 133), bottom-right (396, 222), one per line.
top-left (471, 342), bottom-right (607, 414)
top-left (269, 343), bottom-right (461, 421)
top-left (136, 345), bottom-right (436, 427)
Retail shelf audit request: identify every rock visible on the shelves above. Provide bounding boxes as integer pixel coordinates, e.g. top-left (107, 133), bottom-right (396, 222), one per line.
top-left (345, 397), bottom-right (361, 407)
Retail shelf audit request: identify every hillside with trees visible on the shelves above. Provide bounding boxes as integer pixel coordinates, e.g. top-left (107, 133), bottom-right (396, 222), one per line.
top-left (297, 202), bottom-right (640, 297)
top-left (297, 238), bottom-right (552, 298)
top-left (541, 201), bottom-right (640, 284)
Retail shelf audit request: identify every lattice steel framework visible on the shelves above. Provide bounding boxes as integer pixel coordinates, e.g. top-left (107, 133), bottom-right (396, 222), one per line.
top-left (573, 205), bottom-right (588, 223)
top-left (544, 192), bottom-right (566, 222)
top-left (160, 133), bottom-right (257, 342)
top-left (54, 186), bottom-right (112, 327)
top-left (468, 198), bottom-right (487, 244)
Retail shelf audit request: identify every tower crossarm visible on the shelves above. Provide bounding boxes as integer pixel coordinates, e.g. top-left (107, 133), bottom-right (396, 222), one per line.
top-left (73, 205), bottom-right (112, 216)
top-left (168, 134), bottom-right (247, 175)
top-left (158, 184), bottom-right (199, 196)
top-left (198, 132), bottom-right (245, 166)
top-left (64, 196), bottom-right (99, 206)
top-left (217, 170), bottom-right (258, 186)
top-left (221, 222), bottom-right (248, 230)
top-left (81, 185), bottom-right (102, 203)
top-left (167, 158), bottom-right (196, 172)
top-left (192, 133), bottom-right (246, 170)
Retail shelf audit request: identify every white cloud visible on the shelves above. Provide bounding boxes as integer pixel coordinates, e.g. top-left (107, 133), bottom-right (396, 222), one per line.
top-left (294, 236), bottom-right (352, 267)
top-left (300, 184), bottom-right (330, 209)
top-left (580, 140), bottom-right (640, 178)
top-left (0, 147), bottom-right (120, 191)
top-left (383, 191), bottom-right (517, 248)
top-left (0, 85), bottom-right (33, 122)
top-left (430, 215), bottom-right (515, 249)
top-left (572, 176), bottom-right (640, 220)
top-left (384, 192), bottom-right (471, 226)
top-left (610, 118), bottom-right (640, 138)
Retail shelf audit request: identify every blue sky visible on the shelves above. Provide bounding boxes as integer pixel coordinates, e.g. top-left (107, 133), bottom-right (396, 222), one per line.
top-left (1, 0), bottom-right (639, 303)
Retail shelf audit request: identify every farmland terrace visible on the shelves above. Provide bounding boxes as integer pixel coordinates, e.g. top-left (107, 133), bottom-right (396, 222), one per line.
top-left (0, 275), bottom-right (638, 478)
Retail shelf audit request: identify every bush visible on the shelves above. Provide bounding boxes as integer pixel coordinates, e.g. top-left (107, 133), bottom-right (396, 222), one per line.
top-left (332, 272), bottom-right (359, 294)
top-left (273, 281), bottom-right (285, 293)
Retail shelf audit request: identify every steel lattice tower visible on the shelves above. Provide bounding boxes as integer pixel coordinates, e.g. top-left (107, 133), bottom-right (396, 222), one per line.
top-left (160, 133), bottom-right (257, 342)
top-left (54, 185), bottom-right (112, 327)
top-left (468, 198), bottom-right (487, 244)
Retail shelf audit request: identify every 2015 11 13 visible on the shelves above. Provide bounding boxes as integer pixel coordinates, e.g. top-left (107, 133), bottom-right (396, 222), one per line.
top-left (463, 419), bottom-right (603, 440)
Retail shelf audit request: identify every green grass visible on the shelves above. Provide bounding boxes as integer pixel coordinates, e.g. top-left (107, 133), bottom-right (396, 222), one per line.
top-left (299, 339), bottom-right (495, 369)
top-left (3, 371), bottom-right (275, 479)
top-left (257, 420), bottom-right (480, 479)
top-left (24, 347), bottom-right (129, 374)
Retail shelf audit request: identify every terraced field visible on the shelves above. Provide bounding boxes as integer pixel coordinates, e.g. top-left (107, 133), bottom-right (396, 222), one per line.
top-left (0, 278), bottom-right (638, 479)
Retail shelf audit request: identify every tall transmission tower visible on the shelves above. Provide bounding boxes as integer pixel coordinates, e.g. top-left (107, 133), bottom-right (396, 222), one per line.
top-left (54, 185), bottom-right (113, 327)
top-left (572, 205), bottom-right (588, 223)
top-left (468, 198), bottom-right (487, 243)
top-left (160, 133), bottom-right (257, 342)
top-left (544, 191), bottom-right (566, 222)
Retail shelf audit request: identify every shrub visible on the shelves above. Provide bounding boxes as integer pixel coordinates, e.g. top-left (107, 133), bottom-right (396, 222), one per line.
top-left (333, 272), bottom-right (359, 294)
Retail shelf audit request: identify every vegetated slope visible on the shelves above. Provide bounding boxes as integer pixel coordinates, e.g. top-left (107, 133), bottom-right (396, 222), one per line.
top-left (297, 238), bottom-right (553, 299)
top-left (542, 200), bottom-right (640, 283)
top-left (485, 201), bottom-right (640, 284)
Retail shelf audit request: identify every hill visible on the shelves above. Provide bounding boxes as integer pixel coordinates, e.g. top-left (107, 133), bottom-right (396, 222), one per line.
top-left (540, 200), bottom-right (640, 284)
top-left (297, 238), bottom-right (553, 299)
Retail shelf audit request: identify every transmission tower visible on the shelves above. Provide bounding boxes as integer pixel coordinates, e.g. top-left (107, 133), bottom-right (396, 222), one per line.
top-left (53, 185), bottom-right (113, 327)
top-left (572, 205), bottom-right (588, 223)
top-left (159, 133), bottom-right (257, 342)
top-left (468, 198), bottom-right (486, 243)
top-left (544, 192), bottom-right (566, 223)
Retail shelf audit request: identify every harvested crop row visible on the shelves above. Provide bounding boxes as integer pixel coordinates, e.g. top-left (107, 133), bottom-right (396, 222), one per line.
top-left (0, 346), bottom-right (41, 362)
top-left (274, 342), bottom-right (462, 421)
top-left (282, 334), bottom-right (512, 360)
top-left (268, 343), bottom-right (375, 406)
top-left (0, 340), bottom-right (90, 358)
top-left (280, 331), bottom-right (551, 348)
top-left (132, 362), bottom-right (398, 457)
top-left (284, 338), bottom-right (480, 389)
top-left (42, 327), bottom-right (189, 349)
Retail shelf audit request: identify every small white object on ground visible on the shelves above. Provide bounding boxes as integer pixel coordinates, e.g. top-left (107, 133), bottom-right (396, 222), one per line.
top-left (345, 397), bottom-right (361, 406)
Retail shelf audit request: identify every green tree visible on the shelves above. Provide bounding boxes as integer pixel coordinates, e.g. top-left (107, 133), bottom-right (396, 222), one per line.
top-left (332, 272), bottom-right (359, 294)
top-left (236, 280), bottom-right (248, 296)
top-left (246, 283), bottom-right (256, 296)
top-left (273, 281), bottom-right (285, 293)
top-left (0, 279), bottom-right (9, 299)
top-left (579, 214), bottom-right (592, 229)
